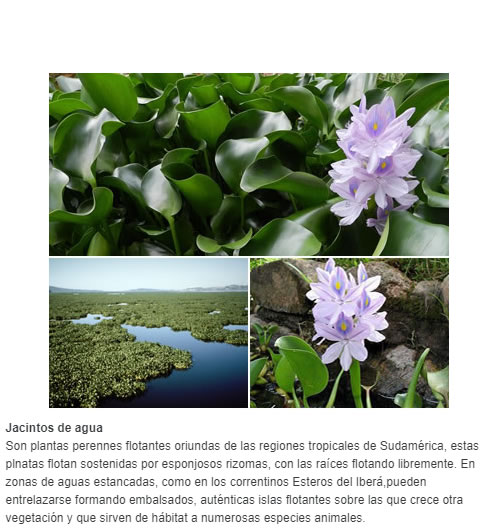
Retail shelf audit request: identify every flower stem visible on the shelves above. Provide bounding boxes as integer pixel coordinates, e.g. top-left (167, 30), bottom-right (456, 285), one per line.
top-left (291, 384), bottom-right (301, 408)
top-left (326, 368), bottom-right (344, 408)
top-left (167, 216), bottom-right (181, 255)
top-left (349, 360), bottom-right (364, 408)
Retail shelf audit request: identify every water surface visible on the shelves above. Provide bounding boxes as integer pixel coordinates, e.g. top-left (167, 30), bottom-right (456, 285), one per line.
top-left (71, 314), bottom-right (113, 325)
top-left (99, 323), bottom-right (247, 408)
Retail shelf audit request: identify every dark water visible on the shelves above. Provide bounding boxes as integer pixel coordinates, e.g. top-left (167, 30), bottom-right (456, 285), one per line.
top-left (71, 314), bottom-right (113, 325)
top-left (223, 324), bottom-right (248, 331)
top-left (99, 324), bottom-right (248, 408)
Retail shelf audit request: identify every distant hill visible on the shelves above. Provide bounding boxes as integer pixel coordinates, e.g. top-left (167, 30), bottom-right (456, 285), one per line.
top-left (49, 285), bottom-right (248, 294)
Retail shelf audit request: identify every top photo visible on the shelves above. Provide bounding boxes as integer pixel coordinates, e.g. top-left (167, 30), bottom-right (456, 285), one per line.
top-left (49, 73), bottom-right (449, 257)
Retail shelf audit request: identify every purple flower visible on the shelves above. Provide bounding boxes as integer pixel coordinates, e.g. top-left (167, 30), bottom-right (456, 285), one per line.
top-left (329, 94), bottom-right (422, 229)
top-left (314, 313), bottom-right (370, 371)
top-left (308, 259), bottom-right (388, 371)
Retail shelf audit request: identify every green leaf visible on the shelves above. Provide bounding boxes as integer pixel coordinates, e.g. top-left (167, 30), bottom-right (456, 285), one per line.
top-left (422, 181), bottom-right (449, 208)
top-left (49, 187), bottom-right (113, 225)
top-left (210, 195), bottom-right (242, 240)
top-left (215, 137), bottom-right (269, 195)
top-left (221, 73), bottom-right (258, 93)
top-left (241, 156), bottom-right (330, 207)
top-left (397, 79), bottom-right (449, 126)
top-left (286, 201), bottom-right (340, 244)
top-left (170, 173), bottom-right (222, 217)
top-left (196, 235), bottom-right (222, 254)
top-left (411, 109), bottom-right (449, 149)
top-left (268, 86), bottom-right (325, 129)
top-left (275, 336), bottom-right (329, 398)
top-left (240, 219), bottom-right (321, 256)
top-left (100, 163), bottom-right (148, 215)
top-left (78, 73), bottom-right (138, 121)
top-left (196, 229), bottom-right (253, 253)
top-left (250, 358), bottom-right (267, 388)
top-left (380, 211), bottom-right (448, 256)
top-left (49, 166), bottom-right (69, 211)
top-left (394, 392), bottom-right (423, 408)
top-left (424, 366), bottom-right (449, 407)
top-left (222, 109), bottom-right (291, 140)
top-left (162, 148), bottom-right (198, 167)
top-left (222, 228), bottom-right (253, 250)
top-left (333, 73), bottom-right (377, 111)
top-left (53, 109), bottom-right (123, 187)
top-left (49, 166), bottom-right (70, 245)
top-left (49, 98), bottom-right (94, 118)
top-left (87, 232), bottom-right (111, 256)
top-left (414, 204), bottom-right (449, 225)
top-left (142, 73), bottom-right (183, 90)
top-left (141, 164), bottom-right (182, 218)
top-left (386, 79), bottom-right (413, 108)
top-left (177, 100), bottom-right (231, 149)
top-left (274, 355), bottom-right (296, 393)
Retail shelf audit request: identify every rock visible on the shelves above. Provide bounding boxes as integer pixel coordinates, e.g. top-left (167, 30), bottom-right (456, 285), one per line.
top-left (370, 345), bottom-right (432, 399)
top-left (441, 275), bottom-right (449, 307)
top-left (409, 280), bottom-right (443, 319)
top-left (361, 261), bottom-right (413, 304)
top-left (251, 259), bottom-right (324, 314)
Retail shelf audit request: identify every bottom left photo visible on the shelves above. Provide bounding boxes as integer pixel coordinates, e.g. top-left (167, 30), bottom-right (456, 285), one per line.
top-left (49, 257), bottom-right (249, 408)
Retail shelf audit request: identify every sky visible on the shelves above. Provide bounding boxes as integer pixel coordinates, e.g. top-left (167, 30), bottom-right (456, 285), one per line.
top-left (50, 258), bottom-right (248, 291)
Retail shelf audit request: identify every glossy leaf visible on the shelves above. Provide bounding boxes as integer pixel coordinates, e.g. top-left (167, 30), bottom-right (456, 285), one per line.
top-left (100, 163), bottom-right (148, 215)
top-left (177, 100), bottom-right (231, 149)
top-left (274, 355), bottom-right (296, 393)
top-left (141, 164), bottom-right (182, 218)
top-left (53, 109), bottom-right (123, 187)
top-left (241, 156), bottom-right (330, 206)
top-left (223, 109), bottom-right (291, 140)
top-left (287, 201), bottom-right (340, 244)
top-left (49, 98), bottom-right (94, 118)
top-left (49, 187), bottom-right (113, 225)
top-left (275, 336), bottom-right (329, 398)
top-left (380, 211), bottom-right (449, 256)
top-left (397, 79), bottom-right (449, 126)
top-left (250, 358), bottom-right (267, 388)
top-left (87, 232), bottom-right (111, 256)
top-left (215, 137), bottom-right (269, 195)
top-left (78, 73), bottom-right (138, 121)
top-left (269, 86), bottom-right (325, 129)
top-left (142, 73), bottom-right (183, 90)
top-left (170, 173), bottom-right (222, 217)
top-left (240, 219), bottom-right (321, 256)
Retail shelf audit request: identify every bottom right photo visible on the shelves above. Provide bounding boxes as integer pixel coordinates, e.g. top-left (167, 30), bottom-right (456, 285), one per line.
top-left (250, 258), bottom-right (449, 409)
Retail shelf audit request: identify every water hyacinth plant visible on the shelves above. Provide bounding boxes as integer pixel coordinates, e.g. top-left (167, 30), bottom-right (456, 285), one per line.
top-left (307, 259), bottom-right (387, 407)
top-left (49, 73), bottom-right (449, 256)
top-left (329, 96), bottom-right (422, 233)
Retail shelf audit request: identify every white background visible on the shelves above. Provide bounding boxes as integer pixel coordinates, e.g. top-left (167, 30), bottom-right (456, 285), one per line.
top-left (1, 1), bottom-right (481, 529)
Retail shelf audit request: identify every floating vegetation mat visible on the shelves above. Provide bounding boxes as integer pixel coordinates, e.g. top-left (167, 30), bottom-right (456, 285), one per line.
top-left (49, 291), bottom-right (248, 407)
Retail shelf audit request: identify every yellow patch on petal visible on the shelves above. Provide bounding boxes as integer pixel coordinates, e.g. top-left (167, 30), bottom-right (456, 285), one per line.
top-left (335, 281), bottom-right (341, 290)
top-left (373, 122), bottom-right (378, 131)
top-left (381, 161), bottom-right (387, 169)
top-left (341, 322), bottom-right (347, 331)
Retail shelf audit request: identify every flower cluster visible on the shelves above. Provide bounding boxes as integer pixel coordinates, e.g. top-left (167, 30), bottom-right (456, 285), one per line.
top-left (329, 95), bottom-right (422, 233)
top-left (307, 259), bottom-right (388, 371)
